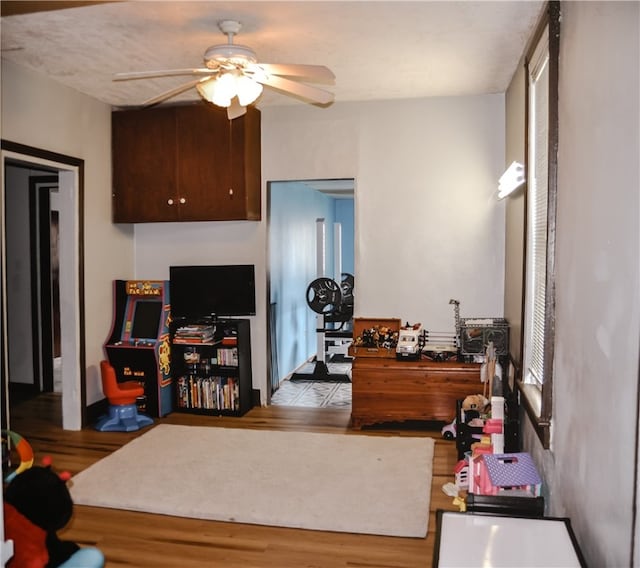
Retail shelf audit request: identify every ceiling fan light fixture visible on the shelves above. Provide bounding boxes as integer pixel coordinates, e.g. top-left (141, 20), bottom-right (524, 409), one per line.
top-left (197, 72), bottom-right (262, 109)
top-left (236, 74), bottom-right (263, 106)
top-left (215, 73), bottom-right (237, 104)
top-left (196, 78), bottom-right (219, 104)
top-left (196, 75), bottom-right (234, 108)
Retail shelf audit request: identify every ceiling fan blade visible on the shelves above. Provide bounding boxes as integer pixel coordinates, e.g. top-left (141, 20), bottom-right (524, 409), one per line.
top-left (251, 63), bottom-right (335, 84)
top-left (114, 68), bottom-right (216, 81)
top-left (141, 79), bottom-right (203, 107)
top-left (227, 98), bottom-right (247, 120)
top-left (255, 74), bottom-right (334, 105)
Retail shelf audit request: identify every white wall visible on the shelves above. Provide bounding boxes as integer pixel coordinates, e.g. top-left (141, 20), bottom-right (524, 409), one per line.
top-left (509, 3), bottom-right (640, 566)
top-left (1, 59), bottom-right (135, 407)
top-left (264, 98), bottom-right (506, 331)
top-left (135, 96), bottom-right (506, 401)
top-left (503, 62), bottom-right (526, 363)
top-left (551, 3), bottom-right (639, 564)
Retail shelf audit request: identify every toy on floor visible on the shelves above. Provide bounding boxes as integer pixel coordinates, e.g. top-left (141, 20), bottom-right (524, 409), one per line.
top-left (441, 418), bottom-right (457, 440)
top-left (461, 393), bottom-right (489, 414)
top-left (469, 452), bottom-right (542, 497)
top-left (441, 394), bottom-right (489, 441)
top-left (2, 429), bottom-right (35, 483)
top-left (442, 482), bottom-right (466, 512)
top-left (453, 457), bottom-right (470, 490)
top-left (3, 454), bottom-right (105, 568)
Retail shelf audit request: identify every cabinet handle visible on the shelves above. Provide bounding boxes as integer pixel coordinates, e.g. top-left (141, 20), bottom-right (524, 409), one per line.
top-left (229, 188), bottom-right (234, 196)
top-left (179, 197), bottom-right (186, 204)
top-left (167, 198), bottom-right (174, 205)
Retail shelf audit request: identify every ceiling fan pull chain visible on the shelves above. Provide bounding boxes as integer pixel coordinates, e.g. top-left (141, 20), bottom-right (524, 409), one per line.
top-left (229, 119), bottom-right (234, 199)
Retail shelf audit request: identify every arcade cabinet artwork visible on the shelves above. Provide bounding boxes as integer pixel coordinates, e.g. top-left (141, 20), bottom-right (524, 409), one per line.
top-left (104, 280), bottom-right (172, 417)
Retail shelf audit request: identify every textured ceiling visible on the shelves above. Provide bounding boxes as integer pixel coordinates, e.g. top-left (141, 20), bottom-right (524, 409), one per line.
top-left (1, 1), bottom-right (545, 111)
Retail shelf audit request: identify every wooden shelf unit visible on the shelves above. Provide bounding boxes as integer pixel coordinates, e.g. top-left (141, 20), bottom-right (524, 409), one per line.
top-left (171, 318), bottom-right (253, 417)
top-left (351, 357), bottom-right (481, 429)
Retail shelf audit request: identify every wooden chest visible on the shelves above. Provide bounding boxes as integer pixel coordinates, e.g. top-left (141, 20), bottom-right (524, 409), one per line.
top-left (351, 357), bottom-right (481, 429)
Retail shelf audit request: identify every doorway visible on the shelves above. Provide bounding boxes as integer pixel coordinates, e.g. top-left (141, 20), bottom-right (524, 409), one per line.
top-left (266, 178), bottom-right (355, 406)
top-left (1, 141), bottom-right (86, 431)
top-left (32, 178), bottom-right (63, 394)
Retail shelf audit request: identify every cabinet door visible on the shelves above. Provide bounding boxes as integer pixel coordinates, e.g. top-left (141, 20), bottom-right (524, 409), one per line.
top-left (231, 108), bottom-right (261, 221)
top-left (112, 108), bottom-right (179, 222)
top-left (175, 104), bottom-right (235, 221)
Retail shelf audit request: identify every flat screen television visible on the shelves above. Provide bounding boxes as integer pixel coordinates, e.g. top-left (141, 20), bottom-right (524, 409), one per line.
top-left (130, 300), bottom-right (163, 339)
top-left (170, 265), bottom-right (256, 319)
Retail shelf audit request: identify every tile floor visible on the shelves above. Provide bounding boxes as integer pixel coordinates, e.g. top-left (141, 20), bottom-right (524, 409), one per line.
top-left (270, 361), bottom-right (352, 408)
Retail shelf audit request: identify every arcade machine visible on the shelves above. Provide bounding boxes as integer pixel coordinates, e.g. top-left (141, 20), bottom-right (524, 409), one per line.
top-left (104, 280), bottom-right (172, 417)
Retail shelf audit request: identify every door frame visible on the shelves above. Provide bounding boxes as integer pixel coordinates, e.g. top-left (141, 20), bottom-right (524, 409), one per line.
top-left (1, 140), bottom-right (86, 430)
top-left (30, 175), bottom-right (58, 394)
top-left (266, 178), bottom-right (355, 401)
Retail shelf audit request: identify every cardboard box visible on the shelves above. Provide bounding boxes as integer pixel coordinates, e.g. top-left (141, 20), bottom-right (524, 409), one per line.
top-left (348, 317), bottom-right (401, 358)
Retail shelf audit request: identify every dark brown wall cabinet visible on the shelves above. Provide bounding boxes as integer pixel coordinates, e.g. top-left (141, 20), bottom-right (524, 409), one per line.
top-left (112, 103), bottom-right (261, 223)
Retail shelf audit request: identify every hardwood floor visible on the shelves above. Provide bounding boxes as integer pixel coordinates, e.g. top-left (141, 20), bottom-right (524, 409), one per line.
top-left (7, 394), bottom-right (459, 567)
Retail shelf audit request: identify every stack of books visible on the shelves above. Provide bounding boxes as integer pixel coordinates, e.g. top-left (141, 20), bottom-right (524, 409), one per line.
top-left (173, 324), bottom-right (217, 344)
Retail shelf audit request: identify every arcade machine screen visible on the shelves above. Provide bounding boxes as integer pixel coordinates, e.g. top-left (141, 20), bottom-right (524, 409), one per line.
top-left (130, 300), bottom-right (163, 341)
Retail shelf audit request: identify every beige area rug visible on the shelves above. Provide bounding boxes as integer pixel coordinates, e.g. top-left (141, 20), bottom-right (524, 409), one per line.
top-left (70, 424), bottom-right (434, 538)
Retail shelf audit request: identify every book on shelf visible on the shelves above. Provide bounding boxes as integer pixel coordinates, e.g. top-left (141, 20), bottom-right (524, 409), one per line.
top-left (174, 324), bottom-right (217, 344)
top-left (217, 348), bottom-right (239, 366)
top-left (175, 324), bottom-right (215, 332)
top-left (176, 375), bottom-right (240, 411)
top-left (173, 337), bottom-right (219, 345)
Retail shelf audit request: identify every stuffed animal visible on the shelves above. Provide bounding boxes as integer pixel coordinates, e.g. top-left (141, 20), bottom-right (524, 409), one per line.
top-left (462, 394), bottom-right (489, 414)
top-left (4, 457), bottom-right (103, 568)
top-left (2, 501), bottom-right (48, 568)
top-left (4, 458), bottom-right (80, 567)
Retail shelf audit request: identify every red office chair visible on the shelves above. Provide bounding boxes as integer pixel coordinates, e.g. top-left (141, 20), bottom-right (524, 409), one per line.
top-left (95, 360), bottom-right (153, 432)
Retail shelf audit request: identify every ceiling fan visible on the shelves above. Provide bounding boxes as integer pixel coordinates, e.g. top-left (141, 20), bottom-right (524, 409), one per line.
top-left (114, 19), bottom-right (335, 120)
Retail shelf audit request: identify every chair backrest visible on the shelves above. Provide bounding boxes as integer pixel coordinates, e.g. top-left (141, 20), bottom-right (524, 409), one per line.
top-left (100, 360), bottom-right (143, 405)
top-left (100, 360), bottom-right (119, 398)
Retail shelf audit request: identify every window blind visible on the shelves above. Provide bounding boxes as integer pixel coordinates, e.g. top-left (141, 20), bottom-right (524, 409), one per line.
top-left (525, 27), bottom-right (550, 387)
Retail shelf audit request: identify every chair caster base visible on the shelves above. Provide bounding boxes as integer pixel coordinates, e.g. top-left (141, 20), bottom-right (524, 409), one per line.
top-left (95, 404), bottom-right (154, 432)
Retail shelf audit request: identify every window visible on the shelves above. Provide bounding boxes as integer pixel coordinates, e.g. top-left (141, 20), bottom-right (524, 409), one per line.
top-left (520, 2), bottom-right (559, 449)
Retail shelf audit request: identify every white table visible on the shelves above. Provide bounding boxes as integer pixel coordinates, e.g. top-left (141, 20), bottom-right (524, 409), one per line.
top-left (434, 510), bottom-right (585, 567)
